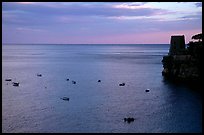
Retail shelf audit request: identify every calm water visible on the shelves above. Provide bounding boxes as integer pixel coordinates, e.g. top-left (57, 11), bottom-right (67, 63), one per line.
top-left (2, 44), bottom-right (202, 133)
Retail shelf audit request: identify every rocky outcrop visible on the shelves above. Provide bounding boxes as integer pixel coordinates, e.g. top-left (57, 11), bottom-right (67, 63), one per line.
top-left (162, 33), bottom-right (203, 84)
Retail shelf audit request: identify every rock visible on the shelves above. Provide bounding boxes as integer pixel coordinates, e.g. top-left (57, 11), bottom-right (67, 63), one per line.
top-left (5, 78), bottom-right (12, 81)
top-left (66, 79), bottom-right (69, 81)
top-left (162, 68), bottom-right (169, 76)
top-left (119, 83), bottom-right (125, 86)
top-left (61, 97), bottom-right (69, 101)
top-left (162, 33), bottom-right (203, 84)
top-left (13, 82), bottom-right (19, 86)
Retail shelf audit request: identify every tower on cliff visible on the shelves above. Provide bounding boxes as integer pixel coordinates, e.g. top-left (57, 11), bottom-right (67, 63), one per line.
top-left (169, 35), bottom-right (185, 55)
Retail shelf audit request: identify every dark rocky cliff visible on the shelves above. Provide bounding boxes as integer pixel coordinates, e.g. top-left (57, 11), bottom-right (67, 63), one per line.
top-left (162, 33), bottom-right (203, 84)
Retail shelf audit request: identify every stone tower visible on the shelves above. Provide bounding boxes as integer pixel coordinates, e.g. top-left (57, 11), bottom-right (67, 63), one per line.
top-left (169, 35), bottom-right (185, 55)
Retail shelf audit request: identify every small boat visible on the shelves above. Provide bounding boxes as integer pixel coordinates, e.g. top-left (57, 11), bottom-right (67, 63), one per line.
top-left (72, 81), bottom-right (76, 84)
top-left (119, 83), bottom-right (125, 86)
top-left (98, 80), bottom-right (101, 82)
top-left (145, 89), bottom-right (150, 92)
top-left (60, 97), bottom-right (69, 101)
top-left (37, 73), bottom-right (42, 77)
top-left (124, 117), bottom-right (135, 123)
top-left (5, 78), bottom-right (12, 81)
top-left (13, 82), bottom-right (19, 86)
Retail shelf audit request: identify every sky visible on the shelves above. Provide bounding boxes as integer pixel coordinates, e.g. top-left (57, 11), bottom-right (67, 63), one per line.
top-left (2, 2), bottom-right (202, 44)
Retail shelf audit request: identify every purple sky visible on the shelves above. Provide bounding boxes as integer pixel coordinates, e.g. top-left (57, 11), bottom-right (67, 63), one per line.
top-left (2, 2), bottom-right (202, 44)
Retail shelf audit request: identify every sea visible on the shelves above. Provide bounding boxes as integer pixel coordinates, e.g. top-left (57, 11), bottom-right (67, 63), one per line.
top-left (2, 44), bottom-right (202, 133)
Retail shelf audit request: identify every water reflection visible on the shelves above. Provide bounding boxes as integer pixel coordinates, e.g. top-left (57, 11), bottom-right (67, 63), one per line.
top-left (159, 78), bottom-right (202, 133)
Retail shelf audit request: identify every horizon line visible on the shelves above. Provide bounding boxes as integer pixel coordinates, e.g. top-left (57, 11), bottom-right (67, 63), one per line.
top-left (2, 43), bottom-right (170, 45)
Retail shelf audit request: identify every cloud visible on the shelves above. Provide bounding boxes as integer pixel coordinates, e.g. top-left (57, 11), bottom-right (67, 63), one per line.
top-left (112, 3), bottom-right (151, 9)
top-left (16, 27), bottom-right (45, 32)
top-left (16, 2), bottom-right (36, 5)
top-left (195, 2), bottom-right (202, 7)
top-left (3, 2), bottom-right (171, 29)
top-left (2, 2), bottom-right (202, 44)
top-left (2, 2), bottom-right (167, 18)
top-left (3, 2), bottom-right (201, 26)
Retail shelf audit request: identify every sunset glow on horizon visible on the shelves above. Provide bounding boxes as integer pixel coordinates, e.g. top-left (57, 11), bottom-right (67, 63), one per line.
top-left (2, 2), bottom-right (202, 44)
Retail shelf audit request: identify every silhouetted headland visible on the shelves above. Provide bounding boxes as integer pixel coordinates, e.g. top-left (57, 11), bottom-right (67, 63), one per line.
top-left (162, 33), bottom-right (203, 87)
